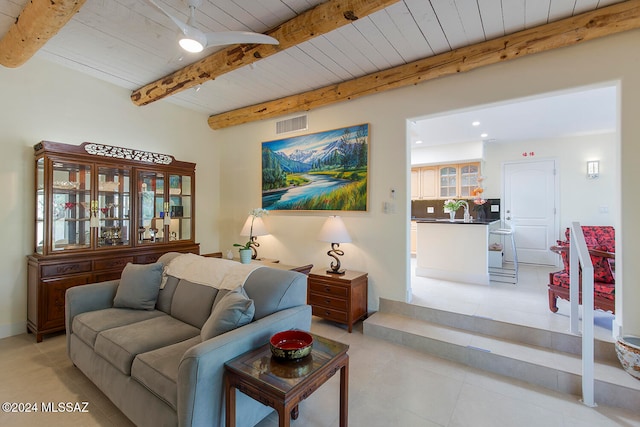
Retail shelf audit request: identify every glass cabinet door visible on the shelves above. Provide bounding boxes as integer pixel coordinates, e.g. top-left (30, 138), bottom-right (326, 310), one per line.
top-left (35, 158), bottom-right (45, 254)
top-left (137, 171), bottom-right (166, 244)
top-left (439, 166), bottom-right (457, 197)
top-left (459, 164), bottom-right (479, 197)
top-left (97, 166), bottom-right (131, 248)
top-left (50, 159), bottom-right (92, 252)
top-left (168, 174), bottom-right (192, 241)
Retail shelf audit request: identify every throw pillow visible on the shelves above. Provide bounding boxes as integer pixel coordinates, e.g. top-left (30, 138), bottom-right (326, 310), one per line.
top-left (201, 287), bottom-right (255, 340)
top-left (113, 262), bottom-right (164, 310)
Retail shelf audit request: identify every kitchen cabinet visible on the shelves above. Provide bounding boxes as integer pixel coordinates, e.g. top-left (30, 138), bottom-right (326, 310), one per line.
top-left (411, 166), bottom-right (437, 199)
top-left (439, 162), bottom-right (480, 198)
top-left (413, 162), bottom-right (480, 200)
top-left (28, 141), bottom-right (200, 342)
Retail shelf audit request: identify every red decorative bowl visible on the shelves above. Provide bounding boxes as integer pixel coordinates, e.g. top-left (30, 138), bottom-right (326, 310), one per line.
top-left (269, 330), bottom-right (313, 360)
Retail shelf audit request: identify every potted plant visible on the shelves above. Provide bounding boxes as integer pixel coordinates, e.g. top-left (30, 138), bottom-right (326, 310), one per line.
top-left (443, 199), bottom-right (465, 221)
top-left (234, 208), bottom-right (268, 264)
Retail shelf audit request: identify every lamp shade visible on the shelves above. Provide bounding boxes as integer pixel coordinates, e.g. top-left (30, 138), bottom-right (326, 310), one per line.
top-left (318, 216), bottom-right (351, 243)
top-left (240, 216), bottom-right (269, 237)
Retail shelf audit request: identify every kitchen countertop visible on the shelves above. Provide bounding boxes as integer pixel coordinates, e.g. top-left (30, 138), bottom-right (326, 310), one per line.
top-left (413, 217), bottom-right (499, 225)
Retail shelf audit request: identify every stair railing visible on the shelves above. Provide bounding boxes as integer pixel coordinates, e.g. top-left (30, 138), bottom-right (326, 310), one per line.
top-left (569, 221), bottom-right (596, 407)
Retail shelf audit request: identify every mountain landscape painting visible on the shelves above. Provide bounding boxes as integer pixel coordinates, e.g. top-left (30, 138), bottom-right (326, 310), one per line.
top-left (262, 123), bottom-right (369, 211)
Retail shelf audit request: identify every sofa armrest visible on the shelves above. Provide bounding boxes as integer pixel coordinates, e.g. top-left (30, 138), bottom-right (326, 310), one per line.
top-left (65, 280), bottom-right (119, 357)
top-left (177, 304), bottom-right (312, 427)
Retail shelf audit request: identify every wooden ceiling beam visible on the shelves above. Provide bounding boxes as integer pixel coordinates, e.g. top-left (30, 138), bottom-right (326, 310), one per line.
top-left (131, 0), bottom-right (400, 106)
top-left (0, 0), bottom-right (86, 68)
top-left (208, 0), bottom-right (640, 130)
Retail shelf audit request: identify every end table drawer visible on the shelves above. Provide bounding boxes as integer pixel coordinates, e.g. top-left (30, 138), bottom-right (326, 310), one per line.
top-left (312, 306), bottom-right (348, 323)
top-left (309, 293), bottom-right (348, 311)
top-left (309, 281), bottom-right (349, 298)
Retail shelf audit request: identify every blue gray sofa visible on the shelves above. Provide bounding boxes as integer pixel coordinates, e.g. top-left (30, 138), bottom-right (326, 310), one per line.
top-left (65, 252), bottom-right (311, 427)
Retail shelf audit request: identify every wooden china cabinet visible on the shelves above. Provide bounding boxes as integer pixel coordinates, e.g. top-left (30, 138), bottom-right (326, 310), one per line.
top-left (27, 141), bottom-right (200, 342)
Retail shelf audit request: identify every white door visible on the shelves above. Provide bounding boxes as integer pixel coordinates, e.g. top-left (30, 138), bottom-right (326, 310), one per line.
top-left (503, 160), bottom-right (558, 265)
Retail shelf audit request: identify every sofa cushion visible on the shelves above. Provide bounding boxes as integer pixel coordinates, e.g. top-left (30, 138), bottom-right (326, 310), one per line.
top-left (170, 279), bottom-right (219, 329)
top-left (201, 287), bottom-right (254, 341)
top-left (551, 271), bottom-right (615, 300)
top-left (94, 316), bottom-right (200, 375)
top-left (113, 262), bottom-right (164, 310)
top-left (156, 275), bottom-right (179, 314)
top-left (72, 308), bottom-right (165, 349)
top-left (131, 336), bottom-right (202, 410)
top-left (243, 268), bottom-right (307, 320)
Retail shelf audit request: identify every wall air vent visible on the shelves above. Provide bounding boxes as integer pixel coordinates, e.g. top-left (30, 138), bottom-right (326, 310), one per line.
top-left (276, 115), bottom-right (308, 135)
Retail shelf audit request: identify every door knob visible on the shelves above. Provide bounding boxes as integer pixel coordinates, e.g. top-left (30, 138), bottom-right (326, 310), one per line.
top-left (506, 216), bottom-right (511, 220)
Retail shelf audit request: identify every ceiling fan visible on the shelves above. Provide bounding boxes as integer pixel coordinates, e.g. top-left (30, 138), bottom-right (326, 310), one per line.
top-left (146, 0), bottom-right (279, 53)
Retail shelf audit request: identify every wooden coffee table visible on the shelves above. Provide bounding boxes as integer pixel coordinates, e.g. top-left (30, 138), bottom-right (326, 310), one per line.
top-left (224, 333), bottom-right (349, 427)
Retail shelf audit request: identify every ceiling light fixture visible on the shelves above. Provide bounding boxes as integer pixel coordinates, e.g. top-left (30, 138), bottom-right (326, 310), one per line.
top-left (147, 0), bottom-right (278, 53)
top-left (415, 140), bottom-right (423, 144)
top-left (472, 121), bottom-right (481, 126)
top-left (179, 36), bottom-right (204, 53)
top-left (480, 133), bottom-right (488, 138)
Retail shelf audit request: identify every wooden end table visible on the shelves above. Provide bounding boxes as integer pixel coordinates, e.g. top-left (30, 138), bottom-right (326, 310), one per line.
top-left (307, 269), bottom-right (368, 332)
top-left (224, 333), bottom-right (349, 427)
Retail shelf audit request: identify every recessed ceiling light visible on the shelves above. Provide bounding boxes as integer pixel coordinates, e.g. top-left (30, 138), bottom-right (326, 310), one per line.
top-left (480, 133), bottom-right (488, 138)
top-left (472, 121), bottom-right (480, 126)
top-left (415, 140), bottom-right (423, 144)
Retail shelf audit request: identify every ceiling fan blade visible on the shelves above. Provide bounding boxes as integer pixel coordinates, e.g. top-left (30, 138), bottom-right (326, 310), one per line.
top-left (145, 0), bottom-right (190, 35)
top-left (204, 31), bottom-right (279, 48)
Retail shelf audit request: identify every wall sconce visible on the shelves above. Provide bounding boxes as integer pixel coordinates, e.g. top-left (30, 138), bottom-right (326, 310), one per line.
top-left (240, 216), bottom-right (269, 259)
top-left (318, 216), bottom-right (351, 275)
top-left (587, 160), bottom-right (600, 179)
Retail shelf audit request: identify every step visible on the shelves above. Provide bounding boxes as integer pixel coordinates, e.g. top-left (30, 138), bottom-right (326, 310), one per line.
top-left (363, 308), bottom-right (640, 413)
top-left (375, 297), bottom-right (618, 364)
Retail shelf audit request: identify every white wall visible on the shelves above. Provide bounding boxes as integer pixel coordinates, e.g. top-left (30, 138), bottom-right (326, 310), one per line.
top-left (1, 29), bottom-right (639, 340)
top-left (0, 57), bottom-right (220, 338)
top-left (483, 133), bottom-right (617, 233)
top-left (215, 29), bottom-right (640, 337)
top-left (411, 140), bottom-right (483, 166)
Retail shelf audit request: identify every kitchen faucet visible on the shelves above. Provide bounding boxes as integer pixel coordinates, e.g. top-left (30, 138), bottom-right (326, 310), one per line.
top-left (461, 200), bottom-right (471, 222)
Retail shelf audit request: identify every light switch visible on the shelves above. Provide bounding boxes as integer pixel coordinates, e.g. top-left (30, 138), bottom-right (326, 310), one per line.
top-left (427, 207), bottom-right (434, 214)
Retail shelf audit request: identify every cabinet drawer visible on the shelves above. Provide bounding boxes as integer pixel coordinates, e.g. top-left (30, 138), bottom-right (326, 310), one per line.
top-left (308, 281), bottom-right (349, 298)
top-left (41, 261), bottom-right (92, 278)
top-left (94, 271), bottom-right (124, 282)
top-left (42, 276), bottom-right (90, 329)
top-left (94, 256), bottom-right (133, 271)
top-left (135, 253), bottom-right (162, 264)
top-left (311, 306), bottom-right (348, 323)
top-left (308, 293), bottom-right (348, 311)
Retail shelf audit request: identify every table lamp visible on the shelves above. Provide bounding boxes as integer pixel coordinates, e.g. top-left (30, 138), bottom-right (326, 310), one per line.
top-left (240, 215), bottom-right (269, 259)
top-left (318, 215), bottom-right (351, 274)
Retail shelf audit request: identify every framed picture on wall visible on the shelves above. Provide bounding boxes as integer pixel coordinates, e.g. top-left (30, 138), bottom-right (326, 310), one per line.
top-left (262, 123), bottom-right (369, 211)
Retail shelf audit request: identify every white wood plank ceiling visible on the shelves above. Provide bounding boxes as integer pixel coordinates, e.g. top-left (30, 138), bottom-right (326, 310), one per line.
top-left (0, 0), bottom-right (626, 116)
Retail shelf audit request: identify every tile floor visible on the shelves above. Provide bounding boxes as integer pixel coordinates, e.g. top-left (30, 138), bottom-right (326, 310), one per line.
top-left (0, 261), bottom-right (634, 427)
top-left (1, 320), bottom-right (639, 427)
top-left (410, 259), bottom-right (617, 342)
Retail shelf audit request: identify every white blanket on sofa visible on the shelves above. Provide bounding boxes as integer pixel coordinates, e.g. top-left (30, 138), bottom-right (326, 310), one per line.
top-left (163, 253), bottom-right (262, 290)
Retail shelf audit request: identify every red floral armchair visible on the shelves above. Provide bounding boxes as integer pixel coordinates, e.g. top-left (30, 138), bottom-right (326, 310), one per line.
top-left (548, 226), bottom-right (615, 313)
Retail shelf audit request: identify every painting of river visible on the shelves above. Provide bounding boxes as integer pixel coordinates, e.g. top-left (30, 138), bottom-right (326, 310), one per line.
top-left (262, 123), bottom-right (369, 211)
